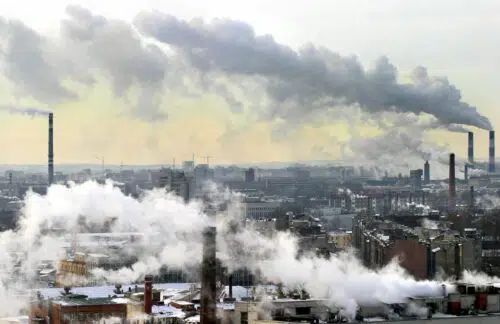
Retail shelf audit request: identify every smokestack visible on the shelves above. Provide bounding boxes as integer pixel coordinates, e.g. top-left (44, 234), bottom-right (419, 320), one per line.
top-left (228, 274), bottom-right (233, 299)
top-left (144, 275), bottom-right (153, 314)
top-left (469, 186), bottom-right (475, 209)
top-left (449, 153), bottom-right (456, 212)
top-left (424, 161), bottom-right (430, 184)
top-left (464, 163), bottom-right (469, 184)
top-left (468, 131), bottom-right (474, 164)
top-left (201, 226), bottom-right (216, 324)
top-left (454, 243), bottom-right (462, 280)
top-left (489, 130), bottom-right (496, 173)
top-left (48, 113), bottom-right (54, 185)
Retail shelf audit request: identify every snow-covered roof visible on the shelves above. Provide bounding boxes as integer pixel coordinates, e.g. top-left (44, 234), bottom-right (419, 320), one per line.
top-left (33, 283), bottom-right (192, 300)
top-left (152, 305), bottom-right (185, 318)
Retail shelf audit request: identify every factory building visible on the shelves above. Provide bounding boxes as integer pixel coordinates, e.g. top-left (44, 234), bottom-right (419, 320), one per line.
top-left (352, 219), bottom-right (481, 279)
top-left (330, 191), bottom-right (428, 216)
top-left (29, 280), bottom-right (196, 324)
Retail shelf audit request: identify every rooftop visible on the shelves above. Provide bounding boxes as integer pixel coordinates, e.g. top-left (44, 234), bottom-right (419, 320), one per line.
top-left (52, 296), bottom-right (127, 306)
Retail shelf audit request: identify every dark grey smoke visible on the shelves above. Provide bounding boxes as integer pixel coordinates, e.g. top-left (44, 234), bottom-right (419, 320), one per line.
top-left (133, 12), bottom-right (492, 130)
top-left (0, 7), bottom-right (492, 130)
top-left (61, 5), bottom-right (169, 121)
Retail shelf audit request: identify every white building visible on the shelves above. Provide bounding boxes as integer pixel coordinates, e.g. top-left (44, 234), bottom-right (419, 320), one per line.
top-left (242, 200), bottom-right (281, 219)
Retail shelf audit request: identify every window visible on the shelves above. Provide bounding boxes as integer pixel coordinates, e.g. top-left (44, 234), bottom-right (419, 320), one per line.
top-left (296, 307), bottom-right (311, 315)
top-left (241, 311), bottom-right (248, 324)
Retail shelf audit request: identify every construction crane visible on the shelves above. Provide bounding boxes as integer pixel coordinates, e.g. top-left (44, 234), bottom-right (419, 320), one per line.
top-left (200, 156), bottom-right (213, 165)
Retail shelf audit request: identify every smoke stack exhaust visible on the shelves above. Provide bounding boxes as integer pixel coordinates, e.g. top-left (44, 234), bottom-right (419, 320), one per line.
top-left (144, 275), bottom-right (153, 314)
top-left (201, 226), bottom-right (216, 324)
top-left (449, 153), bottom-right (456, 212)
top-left (48, 113), bottom-right (54, 185)
top-left (490, 130), bottom-right (495, 173)
top-left (468, 132), bottom-right (474, 164)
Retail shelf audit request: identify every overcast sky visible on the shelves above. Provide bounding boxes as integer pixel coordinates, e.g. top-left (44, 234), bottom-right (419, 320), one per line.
top-left (0, 0), bottom-right (498, 166)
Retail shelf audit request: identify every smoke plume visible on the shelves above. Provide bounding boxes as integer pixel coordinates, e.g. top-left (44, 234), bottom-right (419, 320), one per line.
top-left (132, 12), bottom-right (491, 130)
top-left (345, 113), bottom-right (451, 178)
top-left (0, 104), bottom-right (51, 117)
top-left (0, 5), bottom-right (491, 131)
top-left (0, 180), bottom-right (456, 320)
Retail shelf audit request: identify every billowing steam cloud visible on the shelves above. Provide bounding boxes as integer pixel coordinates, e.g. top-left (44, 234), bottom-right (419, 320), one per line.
top-left (0, 5), bottom-right (491, 131)
top-left (0, 180), bottom-right (456, 320)
top-left (0, 181), bottom-right (209, 315)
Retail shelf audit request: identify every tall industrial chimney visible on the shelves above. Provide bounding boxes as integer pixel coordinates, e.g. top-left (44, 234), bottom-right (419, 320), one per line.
top-left (424, 161), bottom-right (430, 184)
top-left (201, 226), bottom-right (216, 324)
top-left (464, 163), bottom-right (469, 184)
top-left (469, 186), bottom-right (475, 209)
top-left (449, 153), bottom-right (456, 212)
top-left (468, 131), bottom-right (474, 164)
top-left (144, 274), bottom-right (153, 314)
top-left (48, 113), bottom-right (54, 185)
top-left (489, 130), bottom-right (496, 173)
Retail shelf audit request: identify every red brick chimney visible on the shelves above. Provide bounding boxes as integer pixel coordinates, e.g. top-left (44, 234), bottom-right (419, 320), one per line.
top-left (144, 275), bottom-right (153, 314)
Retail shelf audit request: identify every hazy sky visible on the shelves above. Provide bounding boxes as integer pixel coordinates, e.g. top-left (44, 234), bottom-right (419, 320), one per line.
top-left (0, 0), bottom-right (498, 166)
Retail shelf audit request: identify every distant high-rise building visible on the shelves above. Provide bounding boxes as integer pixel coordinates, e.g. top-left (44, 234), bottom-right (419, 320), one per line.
top-left (155, 168), bottom-right (195, 202)
top-left (409, 169), bottom-right (423, 191)
top-left (245, 168), bottom-right (255, 182)
top-left (424, 161), bottom-right (430, 184)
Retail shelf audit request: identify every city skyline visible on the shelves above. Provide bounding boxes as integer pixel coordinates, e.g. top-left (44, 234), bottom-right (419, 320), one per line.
top-left (0, 0), bottom-right (498, 166)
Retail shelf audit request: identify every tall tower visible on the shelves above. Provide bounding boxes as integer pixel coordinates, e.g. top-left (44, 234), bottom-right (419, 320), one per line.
top-left (424, 161), bottom-right (430, 184)
top-left (448, 153), bottom-right (456, 212)
top-left (200, 227), bottom-right (216, 324)
top-left (489, 130), bottom-right (495, 173)
top-left (48, 113), bottom-right (54, 185)
top-left (468, 131), bottom-right (474, 164)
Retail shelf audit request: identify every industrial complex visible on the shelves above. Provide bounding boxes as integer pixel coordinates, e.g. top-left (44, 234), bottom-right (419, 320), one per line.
top-left (1, 121), bottom-right (500, 324)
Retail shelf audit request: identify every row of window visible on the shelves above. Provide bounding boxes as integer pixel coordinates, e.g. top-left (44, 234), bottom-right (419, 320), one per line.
top-left (62, 311), bottom-right (125, 322)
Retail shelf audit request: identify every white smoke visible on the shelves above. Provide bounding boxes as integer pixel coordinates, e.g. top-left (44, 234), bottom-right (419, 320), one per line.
top-left (0, 180), bottom-right (210, 316)
top-left (0, 104), bottom-right (51, 117)
top-left (0, 180), bottom-right (456, 320)
top-left (215, 194), bottom-right (453, 320)
top-left (337, 188), bottom-right (352, 195)
top-left (421, 218), bottom-right (439, 230)
top-left (477, 194), bottom-right (500, 209)
top-left (462, 270), bottom-right (500, 286)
